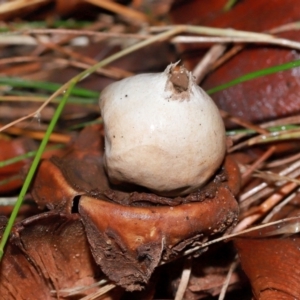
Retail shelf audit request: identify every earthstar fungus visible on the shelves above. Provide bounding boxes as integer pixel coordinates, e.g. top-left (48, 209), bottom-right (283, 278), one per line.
top-left (31, 125), bottom-right (239, 291)
top-left (99, 63), bottom-right (226, 197)
top-left (31, 63), bottom-right (240, 291)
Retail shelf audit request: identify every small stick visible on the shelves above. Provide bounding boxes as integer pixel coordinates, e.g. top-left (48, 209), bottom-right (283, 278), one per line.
top-left (84, 0), bottom-right (150, 24)
top-left (233, 180), bottom-right (298, 232)
top-left (193, 44), bottom-right (227, 84)
top-left (218, 258), bottom-right (239, 300)
top-left (239, 159), bottom-right (300, 210)
top-left (34, 35), bottom-right (133, 79)
top-left (263, 191), bottom-right (297, 223)
top-left (220, 110), bottom-right (268, 135)
top-left (0, 0), bottom-right (46, 14)
top-left (266, 152), bottom-right (300, 169)
top-left (174, 257), bottom-right (192, 300)
top-left (182, 216), bottom-right (300, 258)
top-left (79, 283), bottom-right (116, 300)
top-left (210, 21), bottom-right (300, 72)
top-left (241, 146), bottom-right (276, 182)
top-left (172, 35), bottom-right (300, 50)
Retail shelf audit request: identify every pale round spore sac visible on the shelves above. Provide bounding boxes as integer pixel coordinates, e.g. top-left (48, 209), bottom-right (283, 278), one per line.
top-left (99, 64), bottom-right (226, 197)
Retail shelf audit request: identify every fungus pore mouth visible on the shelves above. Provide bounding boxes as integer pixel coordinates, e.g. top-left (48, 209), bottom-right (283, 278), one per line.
top-left (169, 68), bottom-right (189, 93)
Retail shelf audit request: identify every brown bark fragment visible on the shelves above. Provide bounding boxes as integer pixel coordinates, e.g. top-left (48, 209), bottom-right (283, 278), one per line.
top-left (79, 186), bottom-right (239, 291)
top-left (0, 213), bottom-right (100, 299)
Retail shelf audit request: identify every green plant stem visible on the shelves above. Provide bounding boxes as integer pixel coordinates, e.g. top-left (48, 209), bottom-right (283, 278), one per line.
top-left (0, 84), bottom-right (74, 259)
top-left (0, 26), bottom-right (185, 260)
top-left (1, 91), bottom-right (99, 105)
top-left (226, 124), bottom-right (300, 136)
top-left (223, 0), bottom-right (240, 11)
top-left (207, 59), bottom-right (300, 94)
top-left (0, 144), bottom-right (65, 168)
top-left (0, 77), bottom-right (99, 98)
top-left (0, 175), bottom-right (21, 187)
top-left (0, 20), bottom-right (93, 32)
top-left (67, 119), bottom-right (103, 130)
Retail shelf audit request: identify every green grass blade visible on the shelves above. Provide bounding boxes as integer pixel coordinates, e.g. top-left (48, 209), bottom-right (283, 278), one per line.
top-left (0, 20), bottom-right (93, 32)
top-left (67, 119), bottom-right (103, 130)
top-left (226, 124), bottom-right (300, 136)
top-left (0, 77), bottom-right (99, 98)
top-left (0, 144), bottom-right (65, 168)
top-left (2, 91), bottom-right (99, 105)
top-left (0, 175), bottom-right (21, 187)
top-left (223, 0), bottom-right (240, 11)
top-left (207, 59), bottom-right (300, 94)
top-left (0, 83), bottom-right (75, 259)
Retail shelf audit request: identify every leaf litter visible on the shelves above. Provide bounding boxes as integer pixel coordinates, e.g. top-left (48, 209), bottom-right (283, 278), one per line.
top-left (1, 1), bottom-right (300, 299)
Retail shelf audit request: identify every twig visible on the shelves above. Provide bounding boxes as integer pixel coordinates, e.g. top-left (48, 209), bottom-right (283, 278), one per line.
top-left (220, 110), bottom-right (268, 135)
top-left (210, 21), bottom-right (300, 73)
top-left (0, 55), bottom-right (130, 79)
top-left (172, 35), bottom-right (300, 50)
top-left (11, 28), bottom-right (149, 39)
top-left (79, 283), bottom-right (116, 300)
top-left (34, 35), bottom-right (133, 79)
top-left (84, 0), bottom-right (150, 24)
top-left (0, 197), bottom-right (18, 206)
top-left (152, 24), bottom-right (295, 42)
top-left (234, 180), bottom-right (299, 232)
top-left (229, 128), bottom-right (300, 153)
top-left (266, 152), bottom-right (300, 169)
top-left (260, 115), bottom-right (300, 128)
top-left (193, 44), bottom-right (227, 84)
top-left (241, 146), bottom-right (276, 182)
top-left (0, 35), bottom-right (38, 45)
top-left (218, 258), bottom-right (239, 300)
top-left (50, 278), bottom-right (110, 298)
top-left (4, 22), bottom-right (300, 51)
top-left (174, 257), bottom-right (192, 300)
top-left (0, 0), bottom-right (47, 14)
top-left (211, 44), bottom-right (244, 72)
top-left (263, 191), bottom-right (298, 223)
top-left (254, 170), bottom-right (300, 185)
top-left (31, 19), bottom-right (110, 56)
top-left (239, 159), bottom-right (300, 210)
top-left (182, 216), bottom-right (300, 258)
top-left (0, 124), bottom-right (71, 143)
